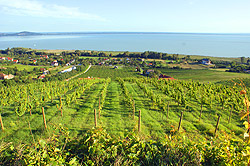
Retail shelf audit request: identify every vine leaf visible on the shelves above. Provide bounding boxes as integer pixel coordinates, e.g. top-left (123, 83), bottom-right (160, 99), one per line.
top-left (243, 121), bottom-right (249, 129)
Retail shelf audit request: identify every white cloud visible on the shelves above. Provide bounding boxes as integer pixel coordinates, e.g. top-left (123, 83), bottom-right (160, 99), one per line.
top-left (0, 0), bottom-right (106, 21)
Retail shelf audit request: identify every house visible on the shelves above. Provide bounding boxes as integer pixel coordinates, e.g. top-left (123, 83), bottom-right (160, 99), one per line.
top-left (43, 70), bottom-right (49, 75)
top-left (0, 57), bottom-right (5, 60)
top-left (148, 63), bottom-right (153, 66)
top-left (13, 60), bottom-right (18, 63)
top-left (59, 66), bottom-right (76, 73)
top-left (146, 69), bottom-right (154, 74)
top-left (159, 74), bottom-right (175, 80)
top-left (0, 73), bottom-right (14, 80)
top-left (202, 59), bottom-right (212, 65)
top-left (7, 57), bottom-right (13, 61)
top-left (114, 66), bottom-right (118, 69)
top-left (0, 73), bottom-right (8, 79)
top-left (69, 59), bottom-right (75, 64)
top-left (40, 68), bottom-right (46, 72)
top-left (51, 60), bottom-right (58, 66)
top-left (7, 74), bottom-right (14, 79)
top-left (33, 60), bottom-right (37, 63)
top-left (137, 58), bottom-right (145, 62)
top-left (65, 63), bottom-right (70, 66)
top-left (38, 74), bottom-right (46, 79)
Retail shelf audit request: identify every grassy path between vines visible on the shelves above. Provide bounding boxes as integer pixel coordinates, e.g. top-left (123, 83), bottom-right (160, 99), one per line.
top-left (101, 81), bottom-right (133, 137)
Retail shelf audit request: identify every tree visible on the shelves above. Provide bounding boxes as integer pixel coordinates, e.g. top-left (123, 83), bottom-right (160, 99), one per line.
top-left (247, 58), bottom-right (250, 65)
top-left (241, 57), bottom-right (245, 64)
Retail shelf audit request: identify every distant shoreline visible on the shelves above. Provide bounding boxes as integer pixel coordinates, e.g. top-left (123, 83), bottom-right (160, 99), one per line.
top-left (1, 31), bottom-right (250, 37)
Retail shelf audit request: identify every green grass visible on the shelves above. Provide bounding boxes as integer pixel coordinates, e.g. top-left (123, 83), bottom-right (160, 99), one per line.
top-left (159, 68), bottom-right (250, 83)
top-left (78, 56), bottom-right (101, 59)
top-left (77, 65), bottom-right (142, 80)
top-left (0, 64), bottom-right (48, 72)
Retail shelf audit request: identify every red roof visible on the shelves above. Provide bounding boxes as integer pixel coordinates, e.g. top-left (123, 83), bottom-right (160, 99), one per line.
top-left (38, 75), bottom-right (45, 79)
top-left (159, 74), bottom-right (175, 80)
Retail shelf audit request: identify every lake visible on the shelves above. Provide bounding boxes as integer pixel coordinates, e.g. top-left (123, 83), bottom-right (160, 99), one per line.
top-left (1, 32), bottom-right (250, 57)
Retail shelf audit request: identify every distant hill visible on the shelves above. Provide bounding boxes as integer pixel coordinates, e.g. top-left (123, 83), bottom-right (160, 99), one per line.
top-left (0, 31), bottom-right (42, 36)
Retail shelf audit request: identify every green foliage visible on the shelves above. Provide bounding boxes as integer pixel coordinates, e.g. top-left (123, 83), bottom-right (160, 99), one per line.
top-left (0, 127), bottom-right (248, 165)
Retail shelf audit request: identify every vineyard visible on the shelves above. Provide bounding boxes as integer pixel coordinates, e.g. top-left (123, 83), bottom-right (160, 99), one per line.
top-left (0, 76), bottom-right (250, 165)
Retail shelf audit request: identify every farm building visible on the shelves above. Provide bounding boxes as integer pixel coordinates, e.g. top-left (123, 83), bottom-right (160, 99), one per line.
top-left (7, 57), bottom-right (13, 61)
top-left (51, 60), bottom-right (58, 66)
top-left (202, 59), bottom-right (212, 65)
top-left (0, 73), bottom-right (14, 80)
top-left (159, 74), bottom-right (175, 80)
top-left (38, 74), bottom-right (45, 79)
top-left (40, 68), bottom-right (46, 72)
top-left (59, 66), bottom-right (76, 73)
top-left (43, 70), bottom-right (49, 75)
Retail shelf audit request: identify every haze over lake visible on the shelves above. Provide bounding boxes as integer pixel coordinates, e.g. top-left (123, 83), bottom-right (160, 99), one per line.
top-left (1, 32), bottom-right (250, 58)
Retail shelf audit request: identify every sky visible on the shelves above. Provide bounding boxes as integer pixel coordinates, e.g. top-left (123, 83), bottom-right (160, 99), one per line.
top-left (0, 0), bottom-right (250, 33)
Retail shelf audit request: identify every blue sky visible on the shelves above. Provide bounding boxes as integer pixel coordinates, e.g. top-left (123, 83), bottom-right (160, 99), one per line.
top-left (0, 0), bottom-right (250, 33)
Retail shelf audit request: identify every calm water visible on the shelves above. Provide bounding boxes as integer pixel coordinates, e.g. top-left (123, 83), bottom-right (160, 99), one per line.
top-left (1, 33), bottom-right (250, 57)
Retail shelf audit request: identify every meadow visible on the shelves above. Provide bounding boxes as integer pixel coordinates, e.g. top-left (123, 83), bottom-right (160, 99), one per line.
top-left (159, 68), bottom-right (250, 83)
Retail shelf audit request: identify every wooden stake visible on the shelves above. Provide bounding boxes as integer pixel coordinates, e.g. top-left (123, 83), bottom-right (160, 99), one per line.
top-left (42, 107), bottom-right (47, 129)
top-left (214, 115), bottom-right (221, 136)
top-left (178, 111), bottom-right (184, 131)
top-left (94, 109), bottom-right (97, 127)
top-left (228, 105), bottom-right (233, 124)
top-left (0, 113), bottom-right (4, 131)
top-left (138, 110), bottom-right (141, 132)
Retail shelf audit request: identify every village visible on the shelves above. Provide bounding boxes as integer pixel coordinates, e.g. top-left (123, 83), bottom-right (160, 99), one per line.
top-left (0, 51), bottom-right (223, 83)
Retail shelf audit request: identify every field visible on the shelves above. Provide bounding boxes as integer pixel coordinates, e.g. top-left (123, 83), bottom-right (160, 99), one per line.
top-left (159, 68), bottom-right (250, 83)
top-left (76, 65), bottom-right (142, 79)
